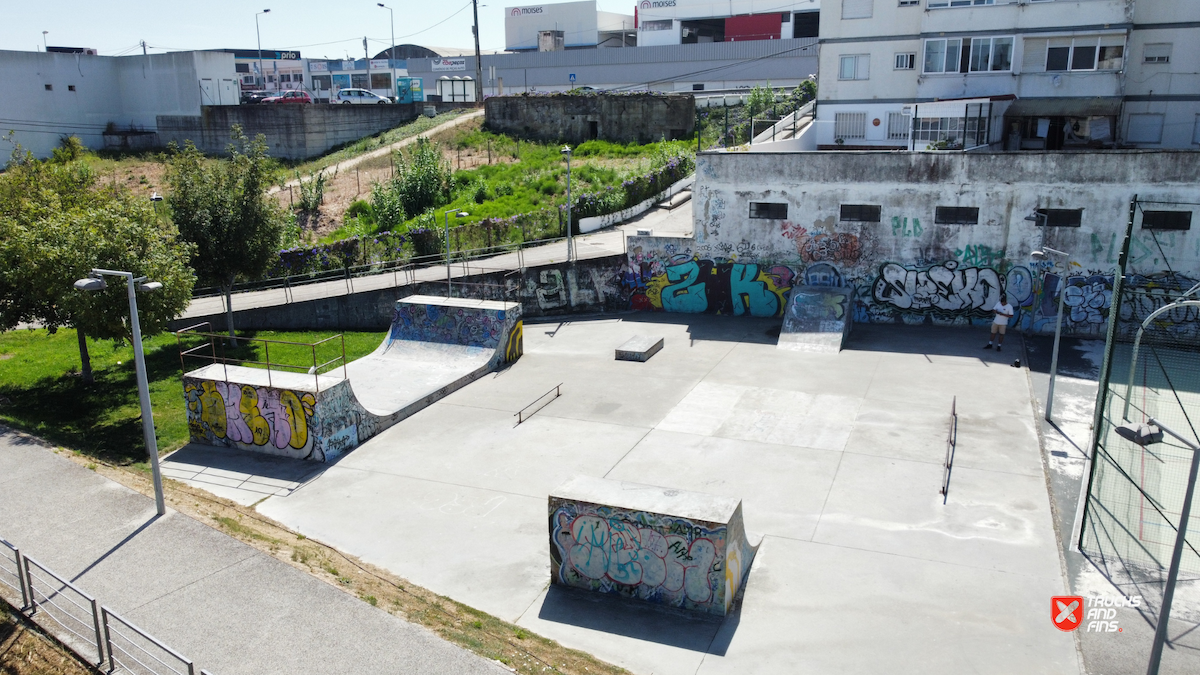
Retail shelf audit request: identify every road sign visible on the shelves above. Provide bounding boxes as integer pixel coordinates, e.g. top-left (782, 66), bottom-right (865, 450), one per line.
top-left (569, 73), bottom-right (576, 83)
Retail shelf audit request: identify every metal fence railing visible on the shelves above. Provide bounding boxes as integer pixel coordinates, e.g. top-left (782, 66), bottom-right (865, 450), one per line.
top-left (1, 534), bottom-right (211, 675)
top-left (103, 606), bottom-right (196, 675)
top-left (175, 322), bottom-right (347, 392)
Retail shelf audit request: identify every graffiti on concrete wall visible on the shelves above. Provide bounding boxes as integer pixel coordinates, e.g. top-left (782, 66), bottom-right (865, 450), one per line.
top-left (550, 501), bottom-right (732, 613)
top-left (629, 255), bottom-right (794, 317)
top-left (780, 222), bottom-right (863, 265)
top-left (871, 262), bottom-right (1005, 317)
top-left (390, 303), bottom-right (508, 348)
top-left (185, 379), bottom-right (320, 460)
top-left (504, 321), bottom-right (523, 363)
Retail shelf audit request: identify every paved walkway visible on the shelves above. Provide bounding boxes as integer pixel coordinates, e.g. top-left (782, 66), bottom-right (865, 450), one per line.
top-left (0, 427), bottom-right (506, 675)
top-left (180, 196), bottom-right (693, 322)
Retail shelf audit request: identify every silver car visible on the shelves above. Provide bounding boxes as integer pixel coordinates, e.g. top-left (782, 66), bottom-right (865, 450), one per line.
top-left (335, 88), bottom-right (391, 104)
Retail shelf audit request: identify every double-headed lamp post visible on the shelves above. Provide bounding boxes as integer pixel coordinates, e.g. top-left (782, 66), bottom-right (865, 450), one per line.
top-left (1030, 241), bottom-right (1070, 421)
top-left (255, 9), bottom-right (271, 91)
top-left (561, 145), bottom-right (573, 262)
top-left (378, 4), bottom-right (395, 100)
top-left (73, 269), bottom-right (166, 516)
top-left (1114, 419), bottom-right (1200, 675)
top-left (444, 208), bottom-right (469, 296)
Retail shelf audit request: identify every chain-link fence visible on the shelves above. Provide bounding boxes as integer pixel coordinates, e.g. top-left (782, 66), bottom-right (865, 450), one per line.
top-left (1079, 197), bottom-right (1200, 575)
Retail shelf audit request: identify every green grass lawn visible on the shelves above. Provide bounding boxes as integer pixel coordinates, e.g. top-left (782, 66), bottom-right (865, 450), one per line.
top-left (0, 328), bottom-right (384, 466)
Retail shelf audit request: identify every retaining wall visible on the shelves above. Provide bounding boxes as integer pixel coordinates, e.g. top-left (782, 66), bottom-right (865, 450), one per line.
top-left (484, 94), bottom-right (694, 145)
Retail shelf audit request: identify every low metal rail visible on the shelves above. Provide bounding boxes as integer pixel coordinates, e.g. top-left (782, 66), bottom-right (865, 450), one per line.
top-left (515, 383), bottom-right (562, 425)
top-left (103, 605), bottom-right (196, 675)
top-left (174, 322), bottom-right (347, 392)
top-left (940, 396), bottom-right (959, 504)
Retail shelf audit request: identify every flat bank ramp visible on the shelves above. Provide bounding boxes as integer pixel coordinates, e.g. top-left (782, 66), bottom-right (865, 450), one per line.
top-left (776, 285), bottom-right (853, 354)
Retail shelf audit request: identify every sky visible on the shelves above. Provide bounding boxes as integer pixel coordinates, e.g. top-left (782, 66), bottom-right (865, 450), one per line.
top-left (2, 0), bottom-right (637, 58)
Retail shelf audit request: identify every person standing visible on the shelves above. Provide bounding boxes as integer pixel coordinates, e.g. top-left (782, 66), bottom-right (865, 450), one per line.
top-left (984, 293), bottom-right (1014, 351)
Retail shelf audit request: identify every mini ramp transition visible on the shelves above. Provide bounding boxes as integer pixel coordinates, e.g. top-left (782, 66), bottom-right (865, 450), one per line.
top-left (182, 295), bottom-right (523, 462)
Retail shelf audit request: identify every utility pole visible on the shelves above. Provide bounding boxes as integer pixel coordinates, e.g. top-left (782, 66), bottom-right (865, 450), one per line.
top-left (255, 9), bottom-right (270, 91)
top-left (142, 40), bottom-right (147, 56)
top-left (364, 37), bottom-right (370, 94)
top-left (378, 4), bottom-right (395, 101)
top-left (472, 0), bottom-right (483, 103)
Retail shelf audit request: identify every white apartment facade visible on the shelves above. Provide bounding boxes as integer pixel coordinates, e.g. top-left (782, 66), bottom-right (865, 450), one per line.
top-left (813, 0), bottom-right (1200, 150)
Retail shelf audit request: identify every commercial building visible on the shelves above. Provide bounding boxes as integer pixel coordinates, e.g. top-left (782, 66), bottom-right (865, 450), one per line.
top-left (505, 1), bottom-right (636, 50)
top-left (812, 0), bottom-right (1200, 150)
top-left (0, 48), bottom-right (235, 158)
top-left (636, 0), bottom-right (820, 47)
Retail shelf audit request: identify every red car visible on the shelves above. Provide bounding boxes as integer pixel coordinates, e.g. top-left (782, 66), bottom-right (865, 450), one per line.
top-left (263, 90), bottom-right (313, 104)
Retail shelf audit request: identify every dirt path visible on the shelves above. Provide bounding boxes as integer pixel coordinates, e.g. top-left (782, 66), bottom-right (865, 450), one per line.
top-left (269, 109), bottom-right (484, 195)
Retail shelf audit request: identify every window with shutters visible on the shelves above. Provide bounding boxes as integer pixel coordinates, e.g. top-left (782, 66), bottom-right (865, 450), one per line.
top-left (1144, 43), bottom-right (1171, 63)
top-left (934, 207), bottom-right (979, 225)
top-left (835, 112), bottom-right (867, 139)
top-left (887, 112), bottom-right (910, 140)
top-left (842, 0), bottom-right (873, 20)
top-left (1127, 114), bottom-right (1165, 144)
top-left (1142, 211), bottom-right (1192, 231)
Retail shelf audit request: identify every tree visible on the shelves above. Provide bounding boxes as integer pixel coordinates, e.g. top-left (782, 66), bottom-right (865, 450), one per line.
top-left (167, 126), bottom-right (286, 345)
top-left (0, 138), bottom-right (196, 382)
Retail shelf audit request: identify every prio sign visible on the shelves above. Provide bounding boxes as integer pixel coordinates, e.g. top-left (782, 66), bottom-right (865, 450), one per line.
top-left (639, 0), bottom-right (677, 8)
top-left (510, 6), bottom-right (544, 15)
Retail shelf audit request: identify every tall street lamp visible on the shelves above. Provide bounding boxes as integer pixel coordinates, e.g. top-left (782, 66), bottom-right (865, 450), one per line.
top-left (444, 208), bottom-right (469, 296)
top-left (73, 269), bottom-right (166, 516)
top-left (561, 145), bottom-right (573, 262)
top-left (1030, 243), bottom-right (1070, 421)
top-left (255, 9), bottom-right (271, 91)
top-left (378, 3), bottom-right (395, 101)
top-left (1114, 418), bottom-right (1200, 675)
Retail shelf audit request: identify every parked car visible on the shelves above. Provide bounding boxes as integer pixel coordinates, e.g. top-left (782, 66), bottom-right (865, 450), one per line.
top-left (263, 90), bottom-right (313, 104)
top-left (240, 90), bottom-right (273, 105)
top-left (335, 88), bottom-right (391, 105)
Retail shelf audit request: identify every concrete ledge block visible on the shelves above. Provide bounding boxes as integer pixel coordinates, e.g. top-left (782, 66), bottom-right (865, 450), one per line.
top-left (616, 335), bottom-right (664, 362)
top-left (549, 475), bottom-right (755, 616)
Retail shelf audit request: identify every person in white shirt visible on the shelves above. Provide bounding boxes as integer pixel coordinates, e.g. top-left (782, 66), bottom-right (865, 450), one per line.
top-left (984, 293), bottom-right (1014, 352)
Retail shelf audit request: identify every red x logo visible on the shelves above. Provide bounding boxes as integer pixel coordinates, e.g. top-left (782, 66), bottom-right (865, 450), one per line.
top-left (1052, 596), bottom-right (1084, 631)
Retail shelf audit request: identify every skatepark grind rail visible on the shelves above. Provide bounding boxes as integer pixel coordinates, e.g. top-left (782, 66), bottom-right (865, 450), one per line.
top-left (515, 383), bottom-right (562, 425)
top-left (940, 396), bottom-right (959, 504)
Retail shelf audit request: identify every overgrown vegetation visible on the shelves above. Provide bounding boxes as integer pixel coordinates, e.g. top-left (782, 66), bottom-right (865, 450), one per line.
top-left (696, 79), bottom-right (817, 149)
top-left (288, 109), bottom-right (467, 176)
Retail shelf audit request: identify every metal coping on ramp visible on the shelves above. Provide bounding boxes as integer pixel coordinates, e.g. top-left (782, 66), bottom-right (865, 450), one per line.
top-left (180, 295), bottom-right (523, 463)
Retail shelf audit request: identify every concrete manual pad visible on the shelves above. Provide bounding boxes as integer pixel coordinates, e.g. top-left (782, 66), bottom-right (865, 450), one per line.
top-left (248, 318), bottom-right (1079, 675)
top-left (615, 335), bottom-right (664, 361)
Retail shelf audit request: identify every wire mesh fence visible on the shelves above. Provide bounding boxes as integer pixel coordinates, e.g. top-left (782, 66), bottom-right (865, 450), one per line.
top-left (1079, 197), bottom-right (1200, 576)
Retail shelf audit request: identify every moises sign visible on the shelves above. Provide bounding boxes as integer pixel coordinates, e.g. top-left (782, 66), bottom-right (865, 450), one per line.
top-left (510, 6), bottom-right (544, 16)
top-left (639, 0), bottom-right (677, 8)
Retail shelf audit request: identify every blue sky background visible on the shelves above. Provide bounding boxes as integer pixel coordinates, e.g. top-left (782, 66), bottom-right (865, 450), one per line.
top-left (2, 0), bottom-right (636, 57)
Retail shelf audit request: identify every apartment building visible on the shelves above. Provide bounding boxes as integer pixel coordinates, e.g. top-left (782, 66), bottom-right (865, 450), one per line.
top-left (812, 0), bottom-right (1199, 150)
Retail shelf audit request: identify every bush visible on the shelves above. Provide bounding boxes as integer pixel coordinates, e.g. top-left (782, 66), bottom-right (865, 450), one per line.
top-left (376, 137), bottom-right (452, 218)
top-left (296, 170), bottom-right (328, 213)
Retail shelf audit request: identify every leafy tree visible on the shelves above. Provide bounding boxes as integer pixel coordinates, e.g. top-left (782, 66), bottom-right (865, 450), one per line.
top-left (0, 138), bottom-right (195, 382)
top-left (167, 126), bottom-right (286, 344)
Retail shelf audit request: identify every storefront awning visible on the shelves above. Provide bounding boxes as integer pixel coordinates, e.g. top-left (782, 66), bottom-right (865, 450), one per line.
top-left (1004, 97), bottom-right (1123, 118)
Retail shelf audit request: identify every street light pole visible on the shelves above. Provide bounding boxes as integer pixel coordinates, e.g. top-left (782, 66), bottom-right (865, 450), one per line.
top-left (1116, 419), bottom-right (1200, 675)
top-left (73, 269), bottom-right (166, 516)
top-left (1030, 241), bottom-right (1069, 421)
top-left (255, 9), bottom-right (271, 91)
top-left (561, 145), bottom-right (573, 262)
top-left (378, 3), bottom-right (395, 100)
top-left (444, 209), bottom-right (469, 296)
top-left (42, 31), bottom-right (48, 52)
top-left (472, 0), bottom-right (484, 103)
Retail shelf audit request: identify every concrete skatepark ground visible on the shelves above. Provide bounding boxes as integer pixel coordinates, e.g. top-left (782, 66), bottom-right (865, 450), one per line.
top-left (163, 314), bottom-right (1099, 674)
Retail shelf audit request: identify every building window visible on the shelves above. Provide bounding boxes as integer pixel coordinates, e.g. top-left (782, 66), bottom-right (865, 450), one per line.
top-left (370, 73), bottom-right (391, 89)
top-left (924, 38), bottom-right (959, 73)
top-left (899, 0), bottom-right (919, 5)
top-left (895, 53), bottom-right (915, 70)
top-left (969, 37), bottom-right (1013, 72)
top-left (887, 112), bottom-right (910, 140)
top-left (351, 74), bottom-right (369, 88)
top-left (840, 55), bottom-right (870, 80)
top-left (692, 83), bottom-right (704, 91)
top-left (928, 0), bottom-right (994, 7)
top-left (750, 202), bottom-right (788, 219)
top-left (924, 37), bottom-right (1012, 73)
top-left (834, 112), bottom-right (868, 139)
top-left (68, 85), bottom-right (76, 92)
top-left (641, 20), bottom-right (672, 31)
top-left (1142, 211), bottom-right (1192, 231)
top-left (44, 84), bottom-right (52, 91)
top-left (1144, 43), bottom-right (1171, 64)
top-left (840, 204), bottom-right (882, 222)
top-left (912, 114), bottom-right (987, 149)
top-left (1127, 114), bottom-right (1165, 144)
top-left (235, 63), bottom-right (250, 73)
top-left (313, 75), bottom-right (332, 90)
top-left (1045, 37), bottom-right (1120, 71)
top-left (841, 0), bottom-right (874, 20)
top-left (1193, 114), bottom-right (1200, 145)
top-left (1032, 209), bottom-right (1083, 228)
top-left (934, 206), bottom-right (979, 225)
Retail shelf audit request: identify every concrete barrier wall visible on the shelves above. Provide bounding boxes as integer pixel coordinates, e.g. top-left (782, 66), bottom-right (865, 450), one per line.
top-left (157, 104), bottom-right (423, 159)
top-left (484, 94), bottom-right (694, 145)
top-left (625, 150), bottom-right (1200, 338)
top-left (171, 255), bottom-right (632, 333)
